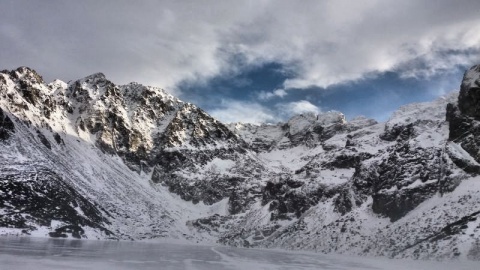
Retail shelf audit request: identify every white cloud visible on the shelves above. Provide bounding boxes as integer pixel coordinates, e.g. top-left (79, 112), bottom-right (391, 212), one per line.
top-left (210, 99), bottom-right (321, 124)
top-left (258, 89), bottom-right (288, 100)
top-left (1, 0), bottom-right (480, 93)
top-left (210, 100), bottom-right (277, 124)
top-left (276, 100), bottom-right (321, 117)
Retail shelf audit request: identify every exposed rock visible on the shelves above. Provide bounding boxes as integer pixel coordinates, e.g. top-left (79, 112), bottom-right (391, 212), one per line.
top-left (0, 108), bottom-right (14, 140)
top-left (447, 65), bottom-right (480, 167)
top-left (36, 130), bottom-right (51, 149)
top-left (458, 65), bottom-right (480, 119)
top-left (0, 163), bottom-right (113, 238)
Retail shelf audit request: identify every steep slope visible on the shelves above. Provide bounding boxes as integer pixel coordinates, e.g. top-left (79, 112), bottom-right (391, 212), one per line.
top-left (0, 67), bottom-right (246, 240)
top-left (1, 66), bottom-right (479, 260)
top-left (447, 65), bottom-right (480, 174)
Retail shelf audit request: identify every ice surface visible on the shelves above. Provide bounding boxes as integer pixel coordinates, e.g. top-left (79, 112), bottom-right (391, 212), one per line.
top-left (0, 237), bottom-right (477, 270)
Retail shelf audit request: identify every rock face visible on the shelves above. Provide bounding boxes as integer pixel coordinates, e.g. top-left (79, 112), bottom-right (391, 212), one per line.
top-left (0, 67), bottom-right (246, 240)
top-left (446, 65), bottom-right (480, 175)
top-left (0, 108), bottom-right (14, 140)
top-left (458, 65), bottom-right (480, 119)
top-left (1, 66), bottom-right (480, 260)
top-left (0, 164), bottom-right (113, 239)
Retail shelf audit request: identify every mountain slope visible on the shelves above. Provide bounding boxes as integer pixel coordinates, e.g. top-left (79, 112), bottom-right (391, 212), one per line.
top-left (1, 66), bottom-right (480, 260)
top-left (0, 67), bottom-right (241, 241)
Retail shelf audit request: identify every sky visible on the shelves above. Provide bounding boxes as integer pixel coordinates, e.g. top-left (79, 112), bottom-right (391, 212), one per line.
top-left (1, 0), bottom-right (480, 123)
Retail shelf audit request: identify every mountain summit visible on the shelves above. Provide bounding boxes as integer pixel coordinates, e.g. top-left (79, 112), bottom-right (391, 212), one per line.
top-left (1, 66), bottom-right (480, 260)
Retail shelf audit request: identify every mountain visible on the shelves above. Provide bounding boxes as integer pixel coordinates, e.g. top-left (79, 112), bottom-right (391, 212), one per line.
top-left (1, 66), bottom-right (479, 260)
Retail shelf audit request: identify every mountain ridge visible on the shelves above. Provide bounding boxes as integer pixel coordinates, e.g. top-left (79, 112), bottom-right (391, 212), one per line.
top-left (1, 66), bottom-right (480, 260)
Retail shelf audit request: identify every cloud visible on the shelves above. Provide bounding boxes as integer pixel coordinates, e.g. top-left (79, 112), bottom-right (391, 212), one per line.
top-left (1, 0), bottom-right (480, 93)
top-left (276, 100), bottom-right (321, 117)
top-left (209, 100), bottom-right (277, 124)
top-left (210, 99), bottom-right (321, 124)
top-left (258, 89), bottom-right (288, 100)
top-left (397, 48), bottom-right (480, 79)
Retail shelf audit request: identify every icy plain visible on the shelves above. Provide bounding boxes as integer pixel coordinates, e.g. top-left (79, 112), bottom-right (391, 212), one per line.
top-left (0, 237), bottom-right (477, 270)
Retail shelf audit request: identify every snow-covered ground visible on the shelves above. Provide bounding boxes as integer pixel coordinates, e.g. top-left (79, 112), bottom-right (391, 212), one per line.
top-left (0, 237), bottom-right (478, 270)
top-left (2, 67), bottom-right (479, 260)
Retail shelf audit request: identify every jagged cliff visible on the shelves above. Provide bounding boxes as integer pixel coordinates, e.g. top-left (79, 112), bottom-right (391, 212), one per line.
top-left (1, 66), bottom-right (479, 260)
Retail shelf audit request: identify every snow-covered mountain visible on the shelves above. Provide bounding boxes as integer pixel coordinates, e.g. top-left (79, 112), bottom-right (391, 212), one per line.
top-left (1, 66), bottom-right (479, 260)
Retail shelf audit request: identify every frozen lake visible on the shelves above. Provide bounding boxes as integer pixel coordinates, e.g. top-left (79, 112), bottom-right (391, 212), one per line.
top-left (0, 237), bottom-right (477, 270)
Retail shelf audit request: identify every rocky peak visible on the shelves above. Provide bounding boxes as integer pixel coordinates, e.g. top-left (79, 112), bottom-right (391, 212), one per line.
top-left (228, 111), bottom-right (374, 152)
top-left (381, 92), bottom-right (457, 142)
top-left (286, 111), bottom-right (346, 136)
top-left (316, 110), bottom-right (347, 126)
top-left (446, 65), bottom-right (480, 171)
top-left (0, 67), bottom-right (57, 121)
top-left (347, 116), bottom-right (377, 130)
top-left (79, 72), bottom-right (107, 84)
top-left (48, 79), bottom-right (68, 90)
top-left (67, 72), bottom-right (117, 104)
top-left (0, 67), bottom-right (250, 177)
top-left (4, 67), bottom-right (45, 85)
top-left (162, 103), bottom-right (241, 148)
top-left (286, 113), bottom-right (318, 136)
top-left (458, 65), bottom-right (480, 119)
top-left (120, 83), bottom-right (180, 116)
